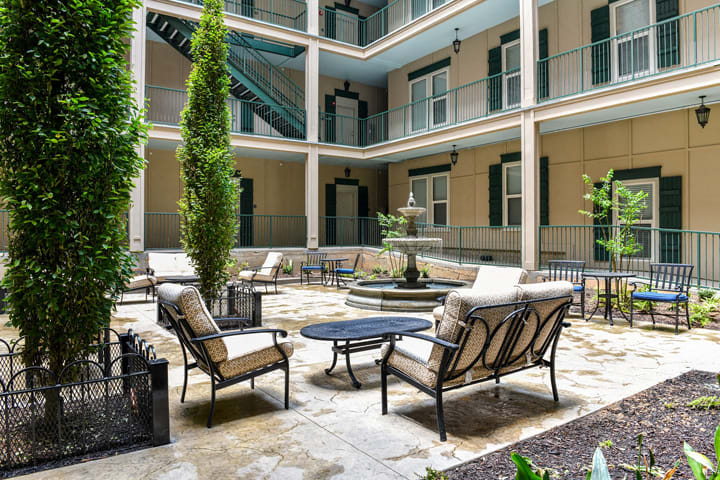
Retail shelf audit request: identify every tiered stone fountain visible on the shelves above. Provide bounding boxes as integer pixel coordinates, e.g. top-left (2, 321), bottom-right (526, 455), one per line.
top-left (345, 193), bottom-right (467, 312)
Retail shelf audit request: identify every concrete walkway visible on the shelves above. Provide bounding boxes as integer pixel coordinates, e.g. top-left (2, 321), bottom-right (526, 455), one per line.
top-left (6, 285), bottom-right (720, 479)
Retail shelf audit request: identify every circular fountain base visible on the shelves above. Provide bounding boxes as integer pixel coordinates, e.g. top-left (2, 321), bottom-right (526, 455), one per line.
top-left (346, 279), bottom-right (468, 312)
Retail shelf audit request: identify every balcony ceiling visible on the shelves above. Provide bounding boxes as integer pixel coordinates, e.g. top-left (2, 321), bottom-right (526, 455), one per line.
top-left (319, 0), bottom-right (554, 87)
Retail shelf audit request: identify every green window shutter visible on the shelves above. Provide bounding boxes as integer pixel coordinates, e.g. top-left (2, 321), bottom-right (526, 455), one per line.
top-left (240, 102), bottom-right (253, 133)
top-left (540, 157), bottom-right (549, 225)
top-left (238, 178), bottom-right (253, 247)
top-left (656, 0), bottom-right (680, 68)
top-left (593, 181), bottom-right (611, 262)
top-left (325, 8), bottom-right (336, 39)
top-left (488, 46), bottom-right (502, 111)
top-left (358, 185), bottom-right (369, 243)
top-left (538, 29), bottom-right (549, 100)
top-left (591, 6), bottom-right (611, 85)
top-left (241, 0), bottom-right (254, 18)
top-left (659, 176), bottom-right (682, 263)
top-left (488, 163), bottom-right (502, 226)
top-left (324, 94), bottom-right (336, 143)
top-left (358, 100), bottom-right (368, 147)
top-left (325, 183), bottom-right (336, 245)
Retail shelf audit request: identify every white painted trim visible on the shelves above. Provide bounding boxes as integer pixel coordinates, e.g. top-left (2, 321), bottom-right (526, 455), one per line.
top-left (614, 177), bottom-right (659, 260)
top-left (408, 172), bottom-right (449, 225)
top-left (610, 0), bottom-right (657, 83)
top-left (502, 161), bottom-right (522, 226)
top-left (408, 68), bottom-right (450, 133)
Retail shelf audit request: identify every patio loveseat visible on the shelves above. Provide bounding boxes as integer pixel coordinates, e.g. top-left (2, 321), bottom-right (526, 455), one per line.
top-left (381, 281), bottom-right (573, 441)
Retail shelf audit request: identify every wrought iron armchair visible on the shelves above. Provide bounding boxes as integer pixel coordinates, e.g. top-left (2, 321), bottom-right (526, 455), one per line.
top-left (630, 263), bottom-right (694, 334)
top-left (237, 252), bottom-right (283, 294)
top-left (120, 268), bottom-right (157, 304)
top-left (300, 251), bottom-right (327, 285)
top-left (381, 282), bottom-right (573, 441)
top-left (158, 283), bottom-right (292, 428)
top-left (334, 254), bottom-right (361, 289)
top-left (543, 260), bottom-right (586, 319)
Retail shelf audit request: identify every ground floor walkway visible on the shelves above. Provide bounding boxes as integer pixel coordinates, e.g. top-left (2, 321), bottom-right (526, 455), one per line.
top-left (7, 285), bottom-right (720, 479)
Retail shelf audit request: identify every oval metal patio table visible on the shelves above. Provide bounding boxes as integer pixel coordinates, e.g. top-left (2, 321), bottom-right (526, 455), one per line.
top-left (582, 271), bottom-right (635, 325)
top-left (300, 316), bottom-right (432, 389)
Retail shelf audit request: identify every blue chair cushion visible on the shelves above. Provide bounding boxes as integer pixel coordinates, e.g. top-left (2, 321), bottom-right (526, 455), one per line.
top-left (573, 285), bottom-right (584, 292)
top-left (301, 265), bottom-right (323, 271)
top-left (632, 291), bottom-right (689, 302)
top-left (335, 268), bottom-right (355, 274)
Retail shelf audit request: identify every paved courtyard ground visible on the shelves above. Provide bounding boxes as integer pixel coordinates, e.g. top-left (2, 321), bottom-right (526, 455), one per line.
top-left (4, 284), bottom-right (720, 479)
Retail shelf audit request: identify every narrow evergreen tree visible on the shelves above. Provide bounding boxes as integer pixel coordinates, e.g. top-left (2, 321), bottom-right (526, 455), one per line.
top-left (0, 0), bottom-right (147, 372)
top-left (178, 0), bottom-right (238, 300)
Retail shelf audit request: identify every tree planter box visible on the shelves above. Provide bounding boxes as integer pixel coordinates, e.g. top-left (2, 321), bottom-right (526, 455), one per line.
top-left (0, 329), bottom-right (169, 475)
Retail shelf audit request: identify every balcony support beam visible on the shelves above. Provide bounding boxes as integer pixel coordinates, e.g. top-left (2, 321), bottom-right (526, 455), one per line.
top-left (306, 146), bottom-right (320, 249)
top-left (520, 111), bottom-right (539, 271)
top-left (129, 4), bottom-right (147, 252)
top-left (520, 0), bottom-right (538, 108)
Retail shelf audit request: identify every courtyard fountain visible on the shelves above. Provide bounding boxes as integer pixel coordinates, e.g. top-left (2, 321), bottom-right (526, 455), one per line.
top-left (345, 193), bottom-right (467, 312)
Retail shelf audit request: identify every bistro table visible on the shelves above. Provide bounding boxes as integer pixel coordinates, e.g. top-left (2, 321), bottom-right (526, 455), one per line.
top-left (582, 271), bottom-right (635, 325)
top-left (320, 257), bottom-right (349, 288)
top-left (300, 316), bottom-right (432, 388)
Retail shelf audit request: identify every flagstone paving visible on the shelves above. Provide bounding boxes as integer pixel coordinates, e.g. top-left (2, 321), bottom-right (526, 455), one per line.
top-left (5, 284), bottom-right (720, 479)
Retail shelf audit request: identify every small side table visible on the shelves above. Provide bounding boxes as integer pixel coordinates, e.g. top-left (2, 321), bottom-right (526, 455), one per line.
top-left (321, 258), bottom-right (348, 288)
top-left (582, 271), bottom-right (635, 325)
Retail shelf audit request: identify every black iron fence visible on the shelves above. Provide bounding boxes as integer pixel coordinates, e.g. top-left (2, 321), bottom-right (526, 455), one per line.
top-left (0, 329), bottom-right (169, 473)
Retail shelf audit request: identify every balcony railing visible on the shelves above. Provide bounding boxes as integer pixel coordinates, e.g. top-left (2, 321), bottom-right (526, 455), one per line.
top-left (537, 3), bottom-right (720, 102)
top-left (321, 0), bottom-right (451, 47)
top-left (319, 69), bottom-right (520, 147)
top-left (182, 0), bottom-right (307, 31)
top-left (145, 86), bottom-right (306, 140)
top-left (539, 225), bottom-right (720, 289)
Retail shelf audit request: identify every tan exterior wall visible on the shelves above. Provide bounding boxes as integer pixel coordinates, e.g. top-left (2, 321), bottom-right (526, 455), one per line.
top-left (389, 106), bottom-right (720, 232)
top-left (285, 70), bottom-right (388, 115)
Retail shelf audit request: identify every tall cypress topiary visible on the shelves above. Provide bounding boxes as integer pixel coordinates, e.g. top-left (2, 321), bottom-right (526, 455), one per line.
top-left (0, 0), bottom-right (147, 372)
top-left (178, 0), bottom-right (238, 300)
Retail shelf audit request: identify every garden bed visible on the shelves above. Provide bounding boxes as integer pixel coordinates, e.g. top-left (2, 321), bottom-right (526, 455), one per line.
top-left (447, 370), bottom-right (720, 479)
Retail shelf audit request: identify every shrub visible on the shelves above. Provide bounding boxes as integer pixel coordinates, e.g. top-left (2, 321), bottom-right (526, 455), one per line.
top-left (178, 0), bottom-right (238, 300)
top-left (282, 259), bottom-right (294, 275)
top-left (690, 296), bottom-right (720, 327)
top-left (0, 0), bottom-right (147, 373)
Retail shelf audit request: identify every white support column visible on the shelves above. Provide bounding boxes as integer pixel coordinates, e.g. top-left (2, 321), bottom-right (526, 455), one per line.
top-left (306, 146), bottom-right (320, 249)
top-left (521, 111), bottom-right (540, 271)
top-left (129, 5), bottom-right (147, 253)
top-left (306, 0), bottom-right (319, 36)
top-left (305, 37), bottom-right (320, 248)
top-left (519, 0), bottom-right (538, 108)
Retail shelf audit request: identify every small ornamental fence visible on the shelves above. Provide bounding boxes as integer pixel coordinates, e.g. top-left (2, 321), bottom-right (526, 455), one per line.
top-left (0, 329), bottom-right (169, 474)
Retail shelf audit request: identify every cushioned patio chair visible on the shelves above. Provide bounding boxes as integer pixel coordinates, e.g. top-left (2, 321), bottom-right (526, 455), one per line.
top-left (630, 263), bottom-right (694, 334)
top-left (335, 254), bottom-right (360, 289)
top-left (432, 265), bottom-right (528, 323)
top-left (147, 252), bottom-right (197, 284)
top-left (300, 251), bottom-right (327, 285)
top-left (543, 260), bottom-right (586, 319)
top-left (381, 281), bottom-right (573, 441)
top-left (238, 252), bottom-right (283, 294)
top-left (121, 269), bottom-right (157, 304)
top-left (158, 283), bottom-right (292, 428)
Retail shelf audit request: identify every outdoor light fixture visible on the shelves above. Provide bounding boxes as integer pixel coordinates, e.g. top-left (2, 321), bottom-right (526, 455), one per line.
top-left (453, 28), bottom-right (461, 54)
top-left (345, 167), bottom-right (351, 177)
top-left (450, 145), bottom-right (458, 166)
top-left (344, 80), bottom-right (350, 92)
top-left (696, 95), bottom-right (711, 128)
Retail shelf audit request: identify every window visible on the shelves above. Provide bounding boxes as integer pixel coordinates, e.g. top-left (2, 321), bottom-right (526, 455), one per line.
top-left (503, 162), bottom-right (521, 226)
top-left (409, 69), bottom-right (448, 132)
top-left (615, 178), bottom-right (658, 259)
top-left (503, 40), bottom-right (521, 109)
top-left (410, 173), bottom-right (448, 225)
top-left (611, 0), bottom-right (655, 80)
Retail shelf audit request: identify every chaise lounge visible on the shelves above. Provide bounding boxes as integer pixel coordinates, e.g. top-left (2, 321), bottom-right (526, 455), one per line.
top-left (382, 281), bottom-right (573, 441)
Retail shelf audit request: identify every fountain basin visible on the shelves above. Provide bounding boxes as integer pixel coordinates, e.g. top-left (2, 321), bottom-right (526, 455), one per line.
top-left (345, 279), bottom-right (468, 312)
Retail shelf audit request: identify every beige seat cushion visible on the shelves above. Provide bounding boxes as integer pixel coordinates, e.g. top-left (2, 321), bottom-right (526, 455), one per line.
top-left (237, 270), bottom-right (275, 282)
top-left (126, 275), bottom-right (156, 290)
top-left (149, 252), bottom-right (196, 282)
top-left (158, 283), bottom-right (228, 363)
top-left (432, 305), bottom-right (444, 323)
top-left (472, 265), bottom-right (528, 290)
top-left (215, 334), bottom-right (293, 379)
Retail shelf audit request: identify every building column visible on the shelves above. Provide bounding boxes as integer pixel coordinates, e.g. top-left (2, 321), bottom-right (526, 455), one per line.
top-left (520, 0), bottom-right (539, 270)
top-left (129, 5), bottom-right (146, 252)
top-left (306, 0), bottom-right (319, 36)
top-left (305, 36), bottom-right (320, 249)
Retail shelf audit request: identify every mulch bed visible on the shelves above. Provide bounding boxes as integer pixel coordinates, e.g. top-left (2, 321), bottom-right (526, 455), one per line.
top-left (448, 370), bottom-right (720, 480)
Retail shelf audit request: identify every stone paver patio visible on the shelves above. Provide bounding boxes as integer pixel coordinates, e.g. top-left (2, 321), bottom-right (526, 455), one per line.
top-left (6, 284), bottom-right (720, 479)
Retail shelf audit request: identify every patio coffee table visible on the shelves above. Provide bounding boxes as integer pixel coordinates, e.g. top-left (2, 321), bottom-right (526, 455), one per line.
top-left (300, 316), bottom-right (432, 388)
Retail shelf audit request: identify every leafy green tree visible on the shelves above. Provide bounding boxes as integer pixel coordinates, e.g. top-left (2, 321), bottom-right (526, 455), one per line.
top-left (0, 0), bottom-right (147, 373)
top-left (377, 212), bottom-right (407, 276)
top-left (177, 0), bottom-right (238, 300)
top-left (580, 169), bottom-right (648, 273)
